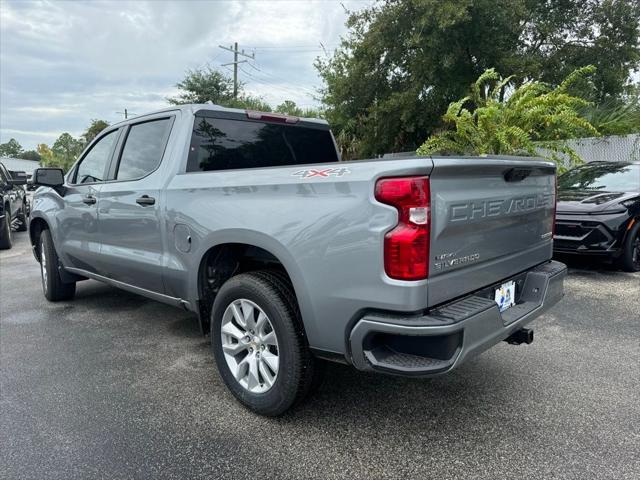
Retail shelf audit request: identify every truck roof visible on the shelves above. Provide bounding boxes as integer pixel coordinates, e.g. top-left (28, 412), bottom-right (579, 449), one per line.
top-left (109, 103), bottom-right (329, 129)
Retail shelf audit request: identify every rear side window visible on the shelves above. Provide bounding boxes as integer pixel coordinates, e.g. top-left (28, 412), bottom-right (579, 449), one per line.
top-left (75, 130), bottom-right (118, 184)
top-left (116, 118), bottom-right (172, 181)
top-left (187, 116), bottom-right (339, 172)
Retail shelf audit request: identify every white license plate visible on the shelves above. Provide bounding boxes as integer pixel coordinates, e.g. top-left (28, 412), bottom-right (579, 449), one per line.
top-left (494, 281), bottom-right (516, 312)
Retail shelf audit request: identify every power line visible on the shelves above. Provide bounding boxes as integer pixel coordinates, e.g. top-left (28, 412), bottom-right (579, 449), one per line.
top-left (237, 66), bottom-right (317, 101)
top-left (245, 61), bottom-right (318, 96)
top-left (238, 65), bottom-right (318, 100)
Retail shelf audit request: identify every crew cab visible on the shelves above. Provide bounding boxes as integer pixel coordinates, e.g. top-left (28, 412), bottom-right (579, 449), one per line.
top-left (29, 104), bottom-right (567, 415)
top-left (0, 162), bottom-right (29, 249)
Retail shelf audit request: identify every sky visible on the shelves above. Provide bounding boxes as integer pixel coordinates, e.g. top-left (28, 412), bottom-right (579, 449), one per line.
top-left (0, 0), bottom-right (375, 150)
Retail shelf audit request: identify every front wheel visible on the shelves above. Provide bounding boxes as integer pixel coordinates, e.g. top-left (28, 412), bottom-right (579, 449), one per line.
top-left (211, 271), bottom-right (323, 416)
top-left (619, 221), bottom-right (640, 272)
top-left (39, 229), bottom-right (76, 301)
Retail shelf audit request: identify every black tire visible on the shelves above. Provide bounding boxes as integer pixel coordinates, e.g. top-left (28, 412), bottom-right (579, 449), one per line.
top-left (16, 202), bottom-right (28, 232)
top-left (619, 221), bottom-right (640, 272)
top-left (0, 211), bottom-right (12, 250)
top-left (211, 270), bottom-right (323, 416)
top-left (39, 229), bottom-right (76, 301)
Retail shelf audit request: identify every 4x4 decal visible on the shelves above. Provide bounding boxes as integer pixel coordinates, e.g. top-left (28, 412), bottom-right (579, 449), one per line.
top-left (292, 167), bottom-right (351, 179)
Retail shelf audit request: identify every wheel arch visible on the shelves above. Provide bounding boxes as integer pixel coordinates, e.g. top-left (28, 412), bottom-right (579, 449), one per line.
top-left (191, 232), bottom-right (313, 337)
top-left (29, 216), bottom-right (50, 262)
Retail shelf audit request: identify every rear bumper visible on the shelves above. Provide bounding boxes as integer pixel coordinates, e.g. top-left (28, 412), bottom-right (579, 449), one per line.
top-left (349, 260), bottom-right (567, 376)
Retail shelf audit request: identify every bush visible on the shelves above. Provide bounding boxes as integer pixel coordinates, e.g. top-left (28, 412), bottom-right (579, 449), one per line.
top-left (417, 66), bottom-right (600, 171)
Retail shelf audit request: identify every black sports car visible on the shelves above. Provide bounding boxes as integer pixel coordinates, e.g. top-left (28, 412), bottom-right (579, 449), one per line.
top-left (554, 161), bottom-right (640, 271)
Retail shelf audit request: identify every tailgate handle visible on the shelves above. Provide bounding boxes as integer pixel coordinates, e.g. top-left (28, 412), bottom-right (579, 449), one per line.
top-left (504, 168), bottom-right (531, 182)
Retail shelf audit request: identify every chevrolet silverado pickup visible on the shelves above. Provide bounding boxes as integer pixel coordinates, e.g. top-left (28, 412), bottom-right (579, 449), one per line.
top-left (29, 104), bottom-right (567, 415)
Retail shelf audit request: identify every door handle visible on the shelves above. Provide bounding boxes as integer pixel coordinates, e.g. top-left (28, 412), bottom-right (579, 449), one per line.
top-left (136, 195), bottom-right (156, 206)
top-left (82, 195), bottom-right (97, 205)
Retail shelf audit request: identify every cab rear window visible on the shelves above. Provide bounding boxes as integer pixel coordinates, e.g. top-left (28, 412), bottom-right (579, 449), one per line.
top-left (187, 116), bottom-right (338, 172)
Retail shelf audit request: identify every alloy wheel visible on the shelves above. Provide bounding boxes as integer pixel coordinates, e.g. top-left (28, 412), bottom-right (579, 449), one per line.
top-left (220, 299), bottom-right (279, 394)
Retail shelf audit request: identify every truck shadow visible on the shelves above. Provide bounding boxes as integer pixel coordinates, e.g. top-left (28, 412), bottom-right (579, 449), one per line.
top-left (70, 279), bottom-right (539, 429)
top-left (286, 359), bottom-right (529, 428)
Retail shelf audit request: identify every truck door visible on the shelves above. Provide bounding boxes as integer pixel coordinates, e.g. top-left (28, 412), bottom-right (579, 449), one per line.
top-left (97, 116), bottom-right (174, 293)
top-left (57, 128), bottom-right (120, 273)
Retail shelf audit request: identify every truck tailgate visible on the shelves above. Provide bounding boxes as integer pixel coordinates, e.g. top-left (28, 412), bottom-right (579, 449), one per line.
top-left (427, 156), bottom-right (556, 306)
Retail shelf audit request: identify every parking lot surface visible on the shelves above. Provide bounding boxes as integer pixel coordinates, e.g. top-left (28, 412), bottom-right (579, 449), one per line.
top-left (1, 231), bottom-right (639, 479)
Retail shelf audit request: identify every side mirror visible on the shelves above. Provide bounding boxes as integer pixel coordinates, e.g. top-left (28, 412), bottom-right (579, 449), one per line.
top-left (9, 171), bottom-right (28, 186)
top-left (31, 168), bottom-right (65, 187)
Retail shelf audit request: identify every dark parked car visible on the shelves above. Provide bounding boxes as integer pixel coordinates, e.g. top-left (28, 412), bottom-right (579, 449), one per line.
top-left (0, 162), bottom-right (29, 249)
top-left (554, 161), bottom-right (640, 271)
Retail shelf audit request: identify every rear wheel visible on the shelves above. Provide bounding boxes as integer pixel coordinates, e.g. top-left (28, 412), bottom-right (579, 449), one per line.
top-left (0, 210), bottom-right (12, 250)
top-left (211, 271), bottom-right (323, 416)
top-left (16, 203), bottom-right (28, 232)
top-left (39, 229), bottom-right (76, 301)
top-left (619, 221), bottom-right (640, 272)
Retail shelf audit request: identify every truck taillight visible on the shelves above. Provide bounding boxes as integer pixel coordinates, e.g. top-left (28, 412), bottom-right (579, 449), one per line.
top-left (375, 176), bottom-right (430, 280)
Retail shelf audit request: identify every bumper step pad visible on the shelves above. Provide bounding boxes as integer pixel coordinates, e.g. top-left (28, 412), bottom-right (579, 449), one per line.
top-left (365, 346), bottom-right (451, 373)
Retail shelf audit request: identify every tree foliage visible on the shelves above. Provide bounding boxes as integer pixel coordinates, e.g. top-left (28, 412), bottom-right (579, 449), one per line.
top-left (49, 133), bottom-right (84, 171)
top-left (82, 119), bottom-right (110, 145)
top-left (0, 138), bottom-right (24, 157)
top-left (416, 66), bottom-right (600, 170)
top-left (167, 66), bottom-right (235, 105)
top-left (18, 150), bottom-right (41, 161)
top-left (579, 93), bottom-right (640, 136)
top-left (37, 143), bottom-right (55, 167)
top-left (317, 0), bottom-right (640, 159)
top-left (168, 66), bottom-right (321, 116)
top-left (274, 100), bottom-right (323, 118)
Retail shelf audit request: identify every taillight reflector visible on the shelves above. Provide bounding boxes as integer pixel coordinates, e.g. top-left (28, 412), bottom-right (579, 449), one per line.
top-left (375, 176), bottom-right (430, 280)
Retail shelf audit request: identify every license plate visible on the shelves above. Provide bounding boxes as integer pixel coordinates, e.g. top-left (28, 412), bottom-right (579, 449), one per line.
top-left (494, 281), bottom-right (516, 312)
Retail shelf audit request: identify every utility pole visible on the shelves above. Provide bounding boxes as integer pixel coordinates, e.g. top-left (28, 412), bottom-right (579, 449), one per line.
top-left (116, 108), bottom-right (135, 120)
top-left (219, 42), bottom-right (255, 98)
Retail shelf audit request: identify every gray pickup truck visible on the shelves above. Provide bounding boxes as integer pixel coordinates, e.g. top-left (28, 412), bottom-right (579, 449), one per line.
top-left (29, 104), bottom-right (567, 415)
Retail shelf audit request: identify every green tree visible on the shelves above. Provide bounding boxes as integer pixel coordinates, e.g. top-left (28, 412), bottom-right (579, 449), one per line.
top-left (579, 93), bottom-right (640, 136)
top-left (168, 65), bottom-right (316, 115)
top-left (82, 119), bottom-right (110, 145)
top-left (416, 67), bottom-right (599, 171)
top-left (317, 0), bottom-right (640, 159)
top-left (226, 95), bottom-right (274, 112)
top-left (37, 144), bottom-right (55, 167)
top-left (0, 138), bottom-right (24, 157)
top-left (168, 66), bottom-right (235, 105)
top-left (275, 100), bottom-right (323, 118)
top-left (17, 150), bottom-right (41, 161)
top-left (51, 133), bottom-right (83, 171)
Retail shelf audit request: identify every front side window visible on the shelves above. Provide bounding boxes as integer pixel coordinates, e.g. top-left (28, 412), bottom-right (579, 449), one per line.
top-left (187, 116), bottom-right (339, 172)
top-left (116, 118), bottom-right (172, 181)
top-left (75, 130), bottom-right (118, 184)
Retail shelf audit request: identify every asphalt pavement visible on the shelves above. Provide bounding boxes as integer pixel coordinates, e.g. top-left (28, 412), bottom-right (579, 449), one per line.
top-left (1, 230), bottom-right (639, 479)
